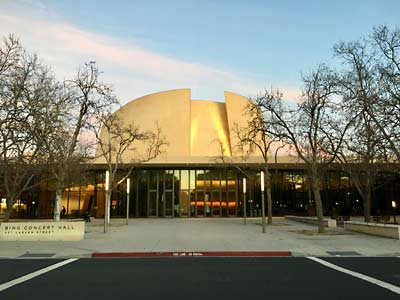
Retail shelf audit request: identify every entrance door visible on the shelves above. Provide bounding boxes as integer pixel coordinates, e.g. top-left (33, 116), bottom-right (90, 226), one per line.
top-left (164, 171), bottom-right (174, 217)
top-left (149, 191), bottom-right (157, 216)
top-left (164, 191), bottom-right (173, 217)
top-left (227, 190), bottom-right (237, 216)
top-left (158, 190), bottom-right (164, 216)
top-left (179, 170), bottom-right (190, 217)
top-left (148, 172), bottom-right (158, 217)
top-left (179, 190), bottom-right (189, 217)
top-left (196, 190), bottom-right (205, 217)
top-left (212, 190), bottom-right (221, 216)
top-left (226, 171), bottom-right (237, 217)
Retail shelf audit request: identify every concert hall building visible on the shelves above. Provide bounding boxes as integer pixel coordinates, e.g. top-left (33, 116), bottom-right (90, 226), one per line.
top-left (2, 89), bottom-right (398, 219)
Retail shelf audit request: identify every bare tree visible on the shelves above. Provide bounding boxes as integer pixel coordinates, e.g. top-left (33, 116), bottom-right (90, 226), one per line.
top-left (44, 62), bottom-right (118, 221)
top-left (334, 106), bottom-right (384, 222)
top-left (336, 26), bottom-right (400, 163)
top-left (0, 35), bottom-right (57, 221)
top-left (94, 113), bottom-right (167, 228)
top-left (256, 66), bottom-right (351, 233)
top-left (0, 34), bottom-right (21, 75)
top-left (370, 25), bottom-right (400, 161)
top-left (334, 40), bottom-right (385, 222)
top-left (234, 92), bottom-right (283, 225)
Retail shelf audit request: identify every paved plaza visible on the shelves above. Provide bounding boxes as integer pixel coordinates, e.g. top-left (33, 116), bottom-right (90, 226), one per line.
top-left (1, 217), bottom-right (399, 258)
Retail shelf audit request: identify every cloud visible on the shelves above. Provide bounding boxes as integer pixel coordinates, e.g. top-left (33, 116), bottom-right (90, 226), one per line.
top-left (14, 0), bottom-right (46, 11)
top-left (0, 4), bottom-right (300, 103)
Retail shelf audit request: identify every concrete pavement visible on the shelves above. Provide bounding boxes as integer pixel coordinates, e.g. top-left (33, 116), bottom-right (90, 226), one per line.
top-left (1, 217), bottom-right (399, 258)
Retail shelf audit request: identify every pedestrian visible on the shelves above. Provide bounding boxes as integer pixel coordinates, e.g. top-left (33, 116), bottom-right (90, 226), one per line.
top-left (83, 210), bottom-right (90, 222)
top-left (61, 206), bottom-right (66, 218)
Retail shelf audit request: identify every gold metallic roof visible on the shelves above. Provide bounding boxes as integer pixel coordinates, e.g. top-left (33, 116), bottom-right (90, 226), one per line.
top-left (95, 89), bottom-right (263, 164)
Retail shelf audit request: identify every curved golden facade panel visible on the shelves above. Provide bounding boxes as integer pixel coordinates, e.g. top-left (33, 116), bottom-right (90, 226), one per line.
top-left (190, 100), bottom-right (231, 157)
top-left (95, 88), bottom-right (262, 164)
top-left (225, 91), bottom-right (256, 157)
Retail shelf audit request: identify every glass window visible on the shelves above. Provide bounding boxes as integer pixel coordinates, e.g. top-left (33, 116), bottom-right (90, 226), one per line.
top-left (226, 170), bottom-right (236, 190)
top-left (165, 170), bottom-right (173, 190)
top-left (180, 190), bottom-right (190, 216)
top-left (149, 172), bottom-right (158, 190)
top-left (189, 170), bottom-right (196, 190)
top-left (196, 170), bottom-right (205, 190)
top-left (180, 170), bottom-right (189, 190)
top-left (149, 191), bottom-right (157, 216)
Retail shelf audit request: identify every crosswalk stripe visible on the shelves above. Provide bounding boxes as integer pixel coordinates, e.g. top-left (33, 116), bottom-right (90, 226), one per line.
top-left (0, 258), bottom-right (78, 292)
top-left (307, 257), bottom-right (400, 295)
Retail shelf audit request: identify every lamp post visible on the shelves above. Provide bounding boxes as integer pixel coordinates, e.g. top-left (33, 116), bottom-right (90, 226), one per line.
top-left (261, 171), bottom-right (266, 233)
top-left (104, 170), bottom-right (110, 233)
top-left (243, 178), bottom-right (247, 225)
top-left (126, 177), bottom-right (130, 225)
top-left (392, 201), bottom-right (397, 224)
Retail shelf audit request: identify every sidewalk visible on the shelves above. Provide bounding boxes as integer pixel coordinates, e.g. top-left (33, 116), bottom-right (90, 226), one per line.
top-left (1, 218), bottom-right (399, 258)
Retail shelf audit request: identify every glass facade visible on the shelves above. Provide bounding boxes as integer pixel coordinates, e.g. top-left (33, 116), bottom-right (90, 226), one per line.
top-left (2, 167), bottom-right (399, 219)
top-left (123, 169), bottom-right (239, 218)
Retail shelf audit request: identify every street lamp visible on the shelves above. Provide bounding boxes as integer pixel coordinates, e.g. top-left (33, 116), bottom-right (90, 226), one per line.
top-left (392, 201), bottom-right (397, 224)
top-left (261, 171), bottom-right (266, 233)
top-left (104, 170), bottom-right (110, 233)
top-left (126, 177), bottom-right (130, 225)
top-left (243, 178), bottom-right (247, 225)
top-left (105, 170), bottom-right (109, 191)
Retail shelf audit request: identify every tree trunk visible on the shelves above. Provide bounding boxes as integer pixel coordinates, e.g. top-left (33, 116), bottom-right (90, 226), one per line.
top-left (351, 172), bottom-right (372, 223)
top-left (3, 206), bottom-right (13, 222)
top-left (266, 187), bottom-right (273, 224)
top-left (2, 195), bottom-right (17, 222)
top-left (53, 174), bottom-right (65, 222)
top-left (363, 182), bottom-right (371, 223)
top-left (264, 166), bottom-right (273, 224)
top-left (310, 167), bottom-right (324, 233)
top-left (54, 187), bottom-right (62, 221)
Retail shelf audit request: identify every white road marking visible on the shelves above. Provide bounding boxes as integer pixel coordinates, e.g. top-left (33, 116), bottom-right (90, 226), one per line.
top-left (0, 258), bottom-right (78, 292)
top-left (308, 257), bottom-right (400, 295)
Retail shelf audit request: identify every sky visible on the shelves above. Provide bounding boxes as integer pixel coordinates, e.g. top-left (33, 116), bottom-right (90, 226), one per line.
top-left (0, 0), bottom-right (399, 104)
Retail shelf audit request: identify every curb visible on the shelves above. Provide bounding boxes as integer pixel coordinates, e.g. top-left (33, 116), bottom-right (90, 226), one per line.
top-left (92, 251), bottom-right (292, 258)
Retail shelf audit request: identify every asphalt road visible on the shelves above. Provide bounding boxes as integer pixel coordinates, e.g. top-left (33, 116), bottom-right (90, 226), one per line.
top-left (0, 257), bottom-right (399, 300)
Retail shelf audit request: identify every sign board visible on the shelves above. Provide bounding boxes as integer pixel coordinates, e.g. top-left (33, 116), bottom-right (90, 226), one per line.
top-left (0, 221), bottom-right (85, 241)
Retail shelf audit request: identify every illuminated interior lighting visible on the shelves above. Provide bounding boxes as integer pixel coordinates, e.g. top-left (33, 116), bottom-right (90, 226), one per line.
top-left (190, 201), bottom-right (236, 208)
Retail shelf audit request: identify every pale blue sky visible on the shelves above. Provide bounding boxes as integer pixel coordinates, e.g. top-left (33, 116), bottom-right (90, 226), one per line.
top-left (0, 0), bottom-right (399, 103)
